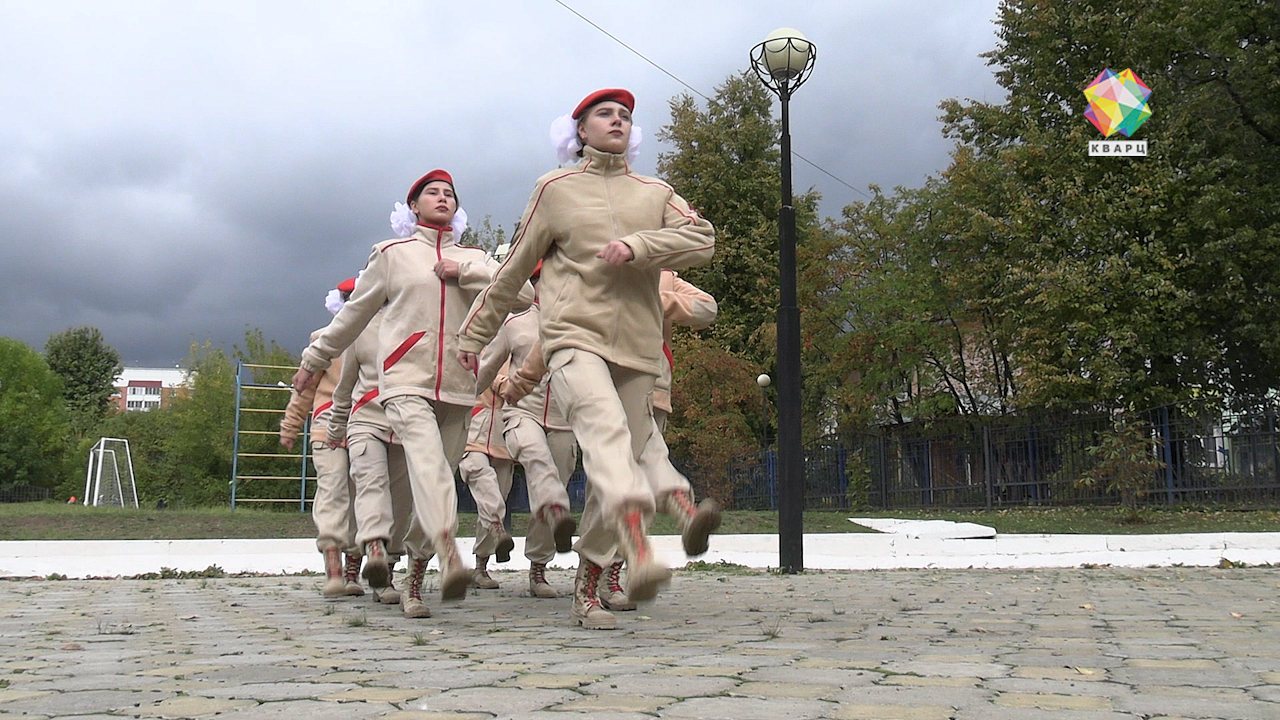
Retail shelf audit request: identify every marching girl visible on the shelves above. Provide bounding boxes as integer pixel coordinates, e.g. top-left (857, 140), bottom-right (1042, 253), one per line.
top-left (281, 279), bottom-right (361, 598)
top-left (458, 89), bottom-right (715, 629)
top-left (293, 170), bottom-right (533, 605)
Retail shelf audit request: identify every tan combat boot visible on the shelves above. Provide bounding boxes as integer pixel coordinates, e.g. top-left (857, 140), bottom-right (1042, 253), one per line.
top-left (342, 552), bottom-right (365, 596)
top-left (435, 532), bottom-right (470, 601)
top-left (492, 522), bottom-right (515, 563)
top-left (571, 558), bottom-right (616, 630)
top-left (542, 504), bottom-right (577, 553)
top-left (371, 559), bottom-right (400, 605)
top-left (662, 490), bottom-right (722, 557)
top-left (471, 556), bottom-right (500, 589)
top-left (322, 547), bottom-right (345, 597)
top-left (529, 562), bottom-right (557, 598)
top-left (362, 539), bottom-right (390, 589)
top-left (616, 507), bottom-right (670, 602)
top-left (599, 560), bottom-right (636, 611)
top-left (400, 557), bottom-right (431, 618)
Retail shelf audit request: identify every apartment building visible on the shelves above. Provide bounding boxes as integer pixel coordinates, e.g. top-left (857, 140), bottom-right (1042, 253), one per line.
top-left (112, 367), bottom-right (190, 412)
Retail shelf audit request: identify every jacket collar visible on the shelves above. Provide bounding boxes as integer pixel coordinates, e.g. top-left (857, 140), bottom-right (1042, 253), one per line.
top-left (413, 223), bottom-right (453, 247)
top-left (580, 145), bottom-right (630, 176)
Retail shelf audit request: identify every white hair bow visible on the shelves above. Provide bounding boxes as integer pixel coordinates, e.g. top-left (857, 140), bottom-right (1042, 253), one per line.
top-left (323, 289), bottom-right (345, 316)
top-left (389, 203), bottom-right (468, 239)
top-left (549, 114), bottom-right (642, 167)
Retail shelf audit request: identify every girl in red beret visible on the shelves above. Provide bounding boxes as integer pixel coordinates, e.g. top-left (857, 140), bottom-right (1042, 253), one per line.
top-left (281, 279), bottom-right (361, 598)
top-left (457, 88), bottom-right (716, 629)
top-left (294, 171), bottom-right (533, 615)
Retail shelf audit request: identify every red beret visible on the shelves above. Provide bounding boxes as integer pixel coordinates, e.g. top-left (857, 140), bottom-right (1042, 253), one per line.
top-left (337, 277), bottom-right (356, 294)
top-left (407, 169), bottom-right (456, 204)
top-left (572, 88), bottom-right (635, 120)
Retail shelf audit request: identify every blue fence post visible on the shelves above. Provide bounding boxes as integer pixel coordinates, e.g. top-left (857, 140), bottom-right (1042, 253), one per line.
top-left (299, 414), bottom-right (310, 513)
top-left (230, 360), bottom-right (244, 511)
top-left (766, 449), bottom-right (777, 510)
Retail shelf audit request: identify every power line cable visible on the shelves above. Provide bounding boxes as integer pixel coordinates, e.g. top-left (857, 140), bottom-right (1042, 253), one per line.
top-left (552, 0), bottom-right (871, 200)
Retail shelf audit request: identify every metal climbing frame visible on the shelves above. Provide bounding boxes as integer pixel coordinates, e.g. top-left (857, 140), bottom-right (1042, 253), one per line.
top-left (230, 361), bottom-right (313, 511)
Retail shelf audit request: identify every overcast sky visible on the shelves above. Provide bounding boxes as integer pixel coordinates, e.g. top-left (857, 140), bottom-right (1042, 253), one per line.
top-left (0, 0), bottom-right (1003, 367)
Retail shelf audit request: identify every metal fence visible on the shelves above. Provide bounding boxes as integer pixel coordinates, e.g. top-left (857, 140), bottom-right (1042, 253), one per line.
top-left (678, 401), bottom-right (1280, 511)
top-left (0, 485), bottom-right (53, 503)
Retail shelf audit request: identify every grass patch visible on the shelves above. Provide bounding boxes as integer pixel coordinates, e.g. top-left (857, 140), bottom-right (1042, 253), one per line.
top-left (1, 502), bottom-right (1278, 540)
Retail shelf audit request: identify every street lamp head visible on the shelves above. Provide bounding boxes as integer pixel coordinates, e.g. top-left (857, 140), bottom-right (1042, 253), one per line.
top-left (756, 373), bottom-right (772, 388)
top-left (750, 28), bottom-right (816, 98)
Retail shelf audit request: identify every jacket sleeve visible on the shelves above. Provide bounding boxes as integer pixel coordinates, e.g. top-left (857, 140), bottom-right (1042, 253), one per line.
top-left (459, 256), bottom-right (535, 313)
top-left (503, 336), bottom-right (548, 404)
top-left (622, 188), bottom-right (715, 271)
top-left (474, 325), bottom-right (511, 395)
top-left (280, 381), bottom-right (317, 443)
top-left (458, 179), bottom-right (556, 354)
top-left (663, 271), bottom-right (718, 330)
top-left (300, 248), bottom-right (388, 372)
top-left (326, 346), bottom-right (359, 443)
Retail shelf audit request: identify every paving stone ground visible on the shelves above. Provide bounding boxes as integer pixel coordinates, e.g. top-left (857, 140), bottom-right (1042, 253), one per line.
top-left (1, 565), bottom-right (1278, 719)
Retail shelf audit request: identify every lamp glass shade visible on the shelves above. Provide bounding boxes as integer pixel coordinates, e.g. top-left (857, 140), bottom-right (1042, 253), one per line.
top-left (762, 27), bottom-right (812, 81)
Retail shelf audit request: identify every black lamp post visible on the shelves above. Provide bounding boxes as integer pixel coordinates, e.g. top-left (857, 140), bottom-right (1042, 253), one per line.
top-left (756, 373), bottom-right (771, 451)
top-left (750, 27), bottom-right (815, 575)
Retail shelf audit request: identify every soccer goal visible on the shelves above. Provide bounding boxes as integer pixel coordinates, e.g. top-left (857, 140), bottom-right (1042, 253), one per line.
top-left (84, 437), bottom-right (139, 508)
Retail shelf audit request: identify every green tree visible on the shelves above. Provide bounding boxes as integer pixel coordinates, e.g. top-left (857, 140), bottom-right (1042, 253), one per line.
top-left (932, 0), bottom-right (1280, 408)
top-left (53, 328), bottom-right (301, 507)
top-left (666, 334), bottom-right (760, 504)
top-left (657, 71), bottom-right (840, 452)
top-left (1077, 412), bottom-right (1165, 520)
top-left (0, 338), bottom-right (72, 489)
top-left (657, 71), bottom-right (822, 364)
top-left (44, 326), bottom-right (122, 435)
top-left (459, 214), bottom-right (508, 256)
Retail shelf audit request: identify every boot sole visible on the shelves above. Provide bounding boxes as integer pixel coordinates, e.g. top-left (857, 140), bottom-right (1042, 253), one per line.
top-left (363, 556), bottom-right (390, 589)
top-left (626, 562), bottom-right (672, 602)
top-left (440, 569), bottom-right (470, 601)
top-left (683, 503), bottom-right (722, 557)
top-left (495, 536), bottom-right (515, 563)
top-left (552, 516), bottom-right (577, 554)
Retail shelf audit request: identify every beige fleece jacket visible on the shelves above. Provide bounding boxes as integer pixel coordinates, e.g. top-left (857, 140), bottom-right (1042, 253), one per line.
top-left (458, 145), bottom-right (715, 376)
top-left (654, 269), bottom-right (718, 413)
top-left (281, 328), bottom-right (342, 444)
top-left (301, 224), bottom-right (533, 408)
top-left (463, 384), bottom-right (511, 459)
top-left (489, 304), bottom-right (568, 431)
top-left (327, 310), bottom-right (393, 445)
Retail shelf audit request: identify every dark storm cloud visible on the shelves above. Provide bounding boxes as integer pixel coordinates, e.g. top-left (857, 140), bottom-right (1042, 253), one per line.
top-left (0, 1), bottom-right (1002, 366)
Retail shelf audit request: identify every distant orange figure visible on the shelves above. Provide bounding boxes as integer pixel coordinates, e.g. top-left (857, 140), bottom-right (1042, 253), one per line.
top-left (67, 496), bottom-right (77, 504)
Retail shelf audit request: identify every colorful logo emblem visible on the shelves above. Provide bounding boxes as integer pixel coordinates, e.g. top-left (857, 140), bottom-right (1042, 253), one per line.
top-left (1083, 68), bottom-right (1152, 138)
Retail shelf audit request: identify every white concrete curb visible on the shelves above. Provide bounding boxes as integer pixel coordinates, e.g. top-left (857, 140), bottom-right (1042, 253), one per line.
top-left (3, 532), bottom-right (1278, 578)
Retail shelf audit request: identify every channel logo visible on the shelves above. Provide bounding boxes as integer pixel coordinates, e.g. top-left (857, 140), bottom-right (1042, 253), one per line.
top-left (1084, 68), bottom-right (1151, 156)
